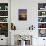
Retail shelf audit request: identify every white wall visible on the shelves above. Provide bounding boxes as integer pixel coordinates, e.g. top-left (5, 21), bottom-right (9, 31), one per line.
top-left (11, 0), bottom-right (46, 46)
top-left (11, 0), bottom-right (38, 45)
top-left (11, 0), bottom-right (38, 30)
top-left (11, 0), bottom-right (46, 30)
top-left (0, 0), bottom-right (46, 46)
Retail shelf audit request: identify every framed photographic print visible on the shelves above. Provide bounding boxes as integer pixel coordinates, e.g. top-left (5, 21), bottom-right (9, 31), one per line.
top-left (0, 11), bottom-right (8, 16)
top-left (0, 23), bottom-right (8, 37)
top-left (0, 17), bottom-right (8, 22)
top-left (38, 23), bottom-right (46, 28)
top-left (18, 9), bottom-right (27, 21)
top-left (38, 29), bottom-right (46, 37)
top-left (38, 3), bottom-right (46, 10)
